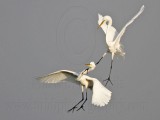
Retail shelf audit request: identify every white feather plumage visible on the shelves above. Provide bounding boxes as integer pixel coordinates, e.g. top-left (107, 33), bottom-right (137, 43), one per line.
top-left (91, 78), bottom-right (112, 107)
top-left (37, 70), bottom-right (112, 107)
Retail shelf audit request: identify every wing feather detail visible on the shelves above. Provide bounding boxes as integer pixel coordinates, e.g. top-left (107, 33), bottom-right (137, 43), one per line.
top-left (36, 70), bottom-right (79, 84)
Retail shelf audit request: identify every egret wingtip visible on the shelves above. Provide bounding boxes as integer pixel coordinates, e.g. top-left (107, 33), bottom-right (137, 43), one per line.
top-left (141, 5), bottom-right (145, 11)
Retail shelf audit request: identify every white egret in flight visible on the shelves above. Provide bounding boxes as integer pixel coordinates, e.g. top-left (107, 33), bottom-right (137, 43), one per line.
top-left (98, 5), bottom-right (144, 86)
top-left (36, 53), bottom-right (111, 112)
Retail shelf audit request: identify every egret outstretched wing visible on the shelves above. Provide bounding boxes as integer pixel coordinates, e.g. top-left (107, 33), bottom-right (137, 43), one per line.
top-left (114, 5), bottom-right (144, 46)
top-left (86, 76), bottom-right (112, 107)
top-left (36, 70), bottom-right (79, 84)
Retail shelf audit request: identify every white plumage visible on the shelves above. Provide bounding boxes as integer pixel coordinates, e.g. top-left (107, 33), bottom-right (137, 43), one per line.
top-left (37, 70), bottom-right (79, 84)
top-left (37, 70), bottom-right (112, 107)
top-left (37, 61), bottom-right (111, 111)
top-left (98, 5), bottom-right (145, 86)
top-left (98, 5), bottom-right (145, 59)
top-left (90, 77), bottom-right (112, 106)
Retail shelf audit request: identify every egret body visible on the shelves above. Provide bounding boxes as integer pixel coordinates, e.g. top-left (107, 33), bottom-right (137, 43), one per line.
top-left (98, 5), bottom-right (145, 85)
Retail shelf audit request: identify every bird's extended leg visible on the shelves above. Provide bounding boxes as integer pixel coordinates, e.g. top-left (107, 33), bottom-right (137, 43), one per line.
top-left (76, 89), bottom-right (87, 111)
top-left (96, 52), bottom-right (106, 65)
top-left (82, 52), bottom-right (106, 75)
top-left (103, 59), bottom-right (113, 86)
top-left (68, 86), bottom-right (84, 112)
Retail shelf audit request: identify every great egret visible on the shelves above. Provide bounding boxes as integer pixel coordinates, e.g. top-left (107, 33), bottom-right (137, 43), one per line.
top-left (36, 53), bottom-right (111, 112)
top-left (98, 5), bottom-right (144, 86)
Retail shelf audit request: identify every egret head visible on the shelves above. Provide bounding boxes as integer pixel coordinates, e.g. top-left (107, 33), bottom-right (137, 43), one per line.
top-left (85, 62), bottom-right (96, 69)
top-left (98, 14), bottom-right (112, 29)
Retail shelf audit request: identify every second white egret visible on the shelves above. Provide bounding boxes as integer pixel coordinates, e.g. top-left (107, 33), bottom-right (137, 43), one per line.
top-left (98, 5), bottom-right (145, 86)
top-left (36, 53), bottom-right (111, 112)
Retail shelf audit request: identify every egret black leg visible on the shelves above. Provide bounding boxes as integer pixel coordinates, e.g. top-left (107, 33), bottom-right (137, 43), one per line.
top-left (103, 59), bottom-right (113, 86)
top-left (77, 90), bottom-right (87, 111)
top-left (67, 92), bottom-right (84, 112)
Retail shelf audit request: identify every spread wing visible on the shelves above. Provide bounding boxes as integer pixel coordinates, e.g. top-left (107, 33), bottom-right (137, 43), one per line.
top-left (86, 76), bottom-right (112, 107)
top-left (36, 70), bottom-right (79, 84)
top-left (114, 5), bottom-right (144, 45)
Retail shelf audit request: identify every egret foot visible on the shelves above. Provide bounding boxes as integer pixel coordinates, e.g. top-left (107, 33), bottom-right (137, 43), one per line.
top-left (103, 77), bottom-right (113, 86)
top-left (76, 105), bottom-right (85, 111)
top-left (67, 106), bottom-right (78, 113)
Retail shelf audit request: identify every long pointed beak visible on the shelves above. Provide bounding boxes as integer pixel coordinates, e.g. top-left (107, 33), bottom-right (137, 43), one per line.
top-left (97, 20), bottom-right (105, 29)
top-left (85, 64), bottom-right (91, 67)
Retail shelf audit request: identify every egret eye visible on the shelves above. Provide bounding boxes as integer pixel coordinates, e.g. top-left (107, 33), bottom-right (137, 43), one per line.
top-left (106, 21), bottom-right (109, 25)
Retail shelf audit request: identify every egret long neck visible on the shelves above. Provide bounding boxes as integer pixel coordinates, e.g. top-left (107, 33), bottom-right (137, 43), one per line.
top-left (106, 18), bottom-right (112, 31)
top-left (77, 69), bottom-right (87, 79)
top-left (80, 67), bottom-right (92, 75)
top-left (105, 18), bottom-right (117, 45)
top-left (107, 19), bottom-right (112, 27)
top-left (100, 18), bottom-right (113, 35)
top-left (100, 22), bottom-right (107, 34)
